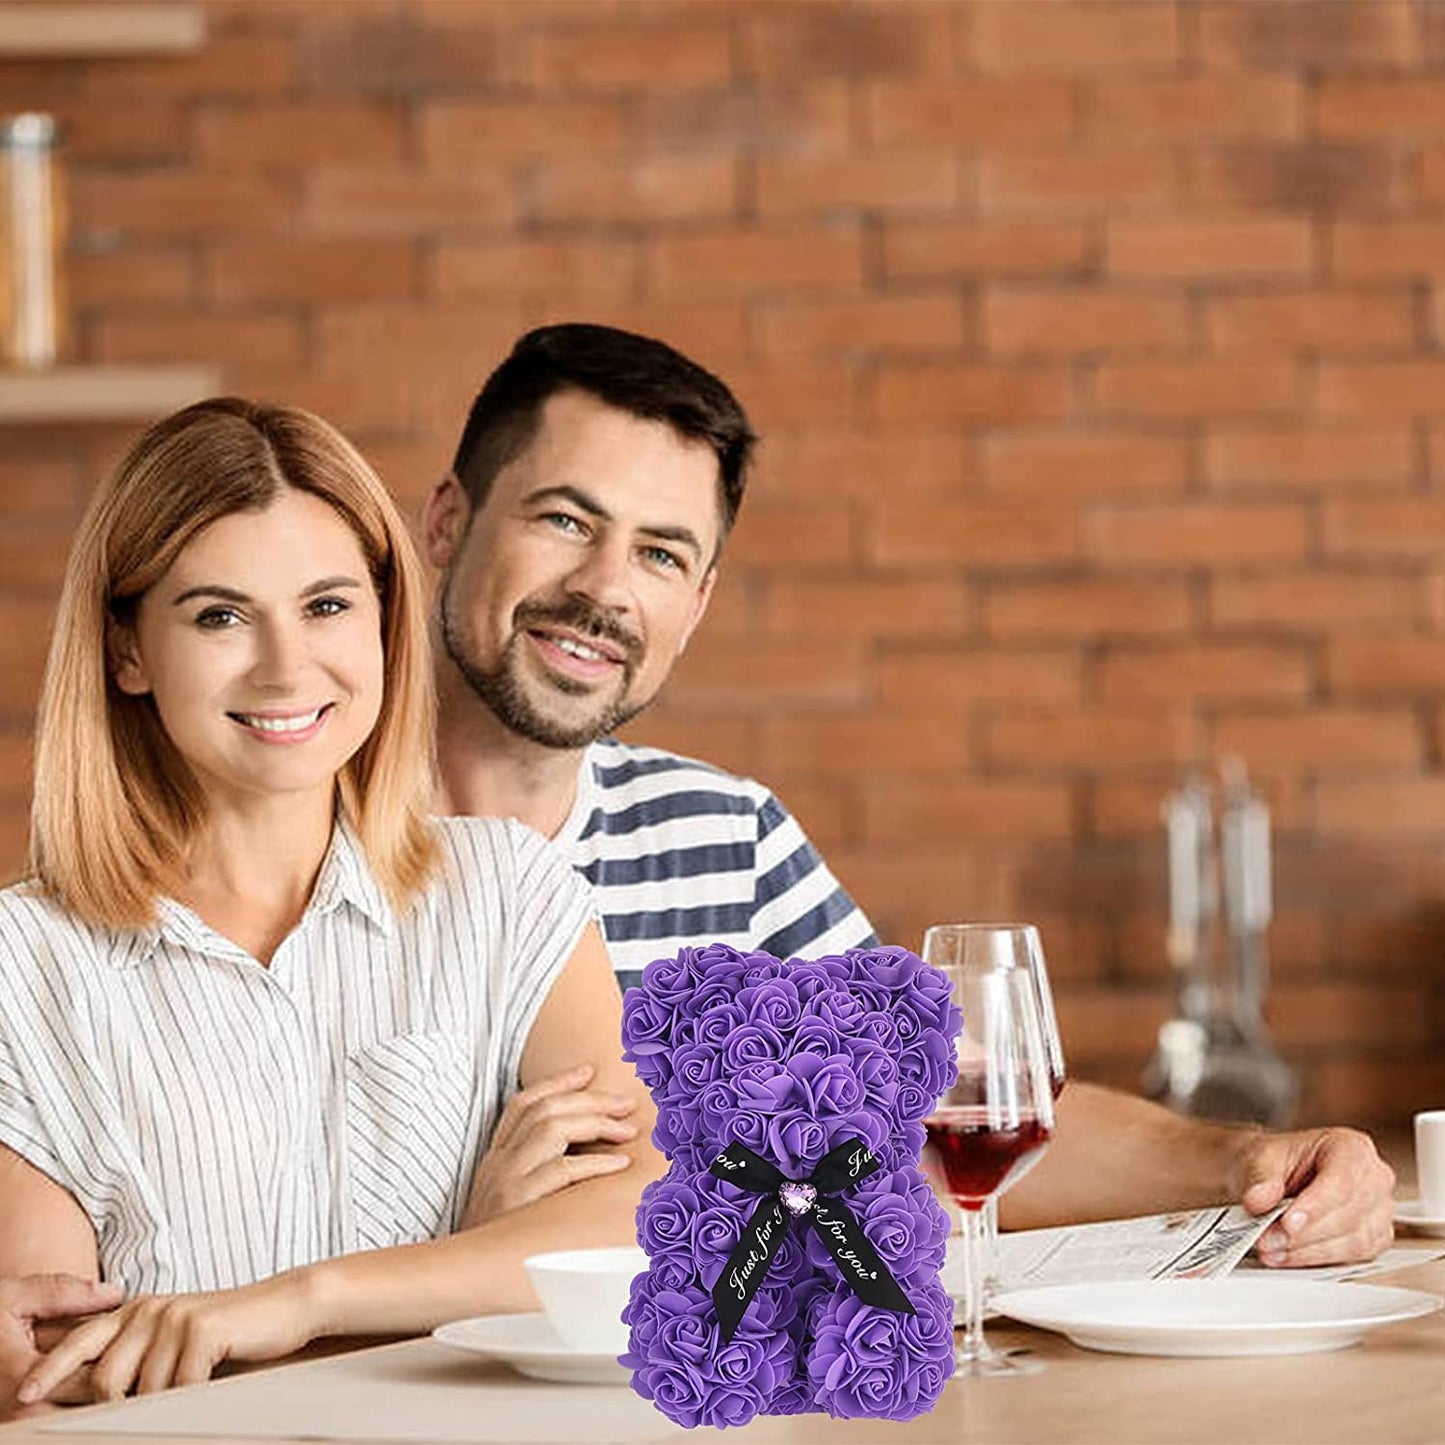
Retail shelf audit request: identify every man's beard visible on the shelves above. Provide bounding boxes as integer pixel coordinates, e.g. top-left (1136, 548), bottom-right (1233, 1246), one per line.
top-left (439, 575), bottom-right (649, 750)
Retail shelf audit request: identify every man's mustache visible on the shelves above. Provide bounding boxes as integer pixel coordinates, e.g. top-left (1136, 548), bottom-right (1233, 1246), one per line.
top-left (513, 597), bottom-right (642, 662)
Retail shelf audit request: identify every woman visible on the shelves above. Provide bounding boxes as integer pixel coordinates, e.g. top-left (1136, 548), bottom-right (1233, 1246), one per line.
top-left (0, 398), bottom-right (661, 1408)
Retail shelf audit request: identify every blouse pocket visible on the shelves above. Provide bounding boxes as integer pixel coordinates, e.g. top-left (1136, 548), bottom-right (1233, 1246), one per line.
top-left (344, 1030), bottom-right (474, 1251)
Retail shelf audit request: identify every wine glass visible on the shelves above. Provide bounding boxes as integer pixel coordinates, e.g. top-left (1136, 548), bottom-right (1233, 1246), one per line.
top-left (922, 923), bottom-right (1065, 1309)
top-left (923, 925), bottom-right (1056, 1378)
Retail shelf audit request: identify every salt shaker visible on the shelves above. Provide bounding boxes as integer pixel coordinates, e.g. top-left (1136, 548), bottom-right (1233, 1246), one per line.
top-left (1, 113), bottom-right (65, 367)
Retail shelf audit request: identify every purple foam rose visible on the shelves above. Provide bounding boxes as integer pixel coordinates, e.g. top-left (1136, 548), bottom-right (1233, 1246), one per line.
top-left (897, 1034), bottom-right (957, 1101)
top-left (692, 1002), bottom-right (744, 1049)
top-left (854, 1009), bottom-right (901, 1052)
top-left (721, 1020), bottom-right (788, 1072)
top-left (787, 1050), bottom-right (865, 1118)
top-left (739, 978), bottom-right (803, 1032)
top-left (639, 953), bottom-right (700, 1008)
top-left (766, 1109), bottom-right (829, 1176)
top-left (847, 945), bottom-right (927, 991)
top-left (734, 1060), bottom-right (800, 1114)
top-left (787, 1017), bottom-right (847, 1061)
top-left (669, 1040), bottom-right (722, 1099)
top-left (802, 988), bottom-right (867, 1032)
top-left (637, 1179), bottom-right (701, 1258)
top-left (622, 990), bottom-right (677, 1058)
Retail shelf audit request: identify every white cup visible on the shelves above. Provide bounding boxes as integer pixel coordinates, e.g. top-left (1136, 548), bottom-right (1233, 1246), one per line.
top-left (1415, 1110), bottom-right (1445, 1215)
top-left (523, 1245), bottom-right (646, 1356)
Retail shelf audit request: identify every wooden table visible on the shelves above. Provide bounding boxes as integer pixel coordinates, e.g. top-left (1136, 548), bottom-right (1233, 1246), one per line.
top-left (4, 1249), bottom-right (1444, 1445)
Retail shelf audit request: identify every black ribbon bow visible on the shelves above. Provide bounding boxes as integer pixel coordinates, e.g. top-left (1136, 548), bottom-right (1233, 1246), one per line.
top-left (707, 1137), bottom-right (915, 1342)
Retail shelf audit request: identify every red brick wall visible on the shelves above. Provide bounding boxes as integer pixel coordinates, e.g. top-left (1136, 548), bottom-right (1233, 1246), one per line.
top-left (6, 0), bottom-right (1445, 1124)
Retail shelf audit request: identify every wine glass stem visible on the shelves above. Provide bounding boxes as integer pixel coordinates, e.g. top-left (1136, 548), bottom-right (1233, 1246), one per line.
top-left (960, 1202), bottom-right (990, 1361)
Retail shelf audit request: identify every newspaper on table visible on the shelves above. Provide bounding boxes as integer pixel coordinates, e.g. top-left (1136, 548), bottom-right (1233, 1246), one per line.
top-left (946, 1204), bottom-right (1445, 1319)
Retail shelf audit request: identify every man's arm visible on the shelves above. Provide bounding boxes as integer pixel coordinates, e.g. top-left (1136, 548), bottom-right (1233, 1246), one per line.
top-left (998, 1080), bottom-right (1395, 1265)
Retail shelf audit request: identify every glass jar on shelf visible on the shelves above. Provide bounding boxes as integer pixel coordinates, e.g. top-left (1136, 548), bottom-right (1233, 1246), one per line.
top-left (1, 113), bottom-right (66, 368)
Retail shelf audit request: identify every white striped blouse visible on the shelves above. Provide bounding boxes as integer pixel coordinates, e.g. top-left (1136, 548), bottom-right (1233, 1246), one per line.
top-left (0, 815), bottom-right (594, 1295)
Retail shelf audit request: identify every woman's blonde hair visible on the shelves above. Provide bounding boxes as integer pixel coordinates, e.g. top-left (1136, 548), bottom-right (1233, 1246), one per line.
top-left (30, 396), bottom-right (439, 929)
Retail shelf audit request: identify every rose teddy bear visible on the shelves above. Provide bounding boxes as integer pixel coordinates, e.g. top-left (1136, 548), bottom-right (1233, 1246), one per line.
top-left (620, 943), bottom-right (961, 1429)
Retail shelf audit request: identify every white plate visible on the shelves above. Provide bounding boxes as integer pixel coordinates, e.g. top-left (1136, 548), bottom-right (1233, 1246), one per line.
top-left (992, 1278), bottom-right (1442, 1357)
top-left (1395, 1199), bottom-right (1445, 1237)
top-left (433, 1312), bottom-right (630, 1385)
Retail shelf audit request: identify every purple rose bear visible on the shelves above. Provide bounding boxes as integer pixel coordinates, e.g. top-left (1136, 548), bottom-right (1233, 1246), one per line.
top-left (620, 943), bottom-right (961, 1429)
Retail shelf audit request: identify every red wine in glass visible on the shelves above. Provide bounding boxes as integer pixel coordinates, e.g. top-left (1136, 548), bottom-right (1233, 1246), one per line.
top-left (924, 1107), bottom-right (1053, 1210)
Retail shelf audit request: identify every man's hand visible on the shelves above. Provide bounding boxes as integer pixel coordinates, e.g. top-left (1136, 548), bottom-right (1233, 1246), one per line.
top-left (462, 1063), bottom-right (639, 1228)
top-left (1233, 1126), bottom-right (1395, 1267)
top-left (17, 1272), bottom-right (319, 1405)
top-left (0, 1275), bottom-right (124, 1418)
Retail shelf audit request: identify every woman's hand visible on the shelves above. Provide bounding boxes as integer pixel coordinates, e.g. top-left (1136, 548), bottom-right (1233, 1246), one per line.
top-left (0, 1275), bottom-right (123, 1418)
top-left (461, 1063), bottom-right (639, 1227)
top-left (16, 1271), bottom-right (320, 1405)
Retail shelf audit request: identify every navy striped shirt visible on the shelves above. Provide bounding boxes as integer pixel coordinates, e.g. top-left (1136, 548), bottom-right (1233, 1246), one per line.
top-left (554, 739), bottom-right (876, 985)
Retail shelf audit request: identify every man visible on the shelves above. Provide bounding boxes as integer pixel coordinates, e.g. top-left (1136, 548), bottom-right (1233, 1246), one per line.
top-left (424, 323), bottom-right (1394, 1266)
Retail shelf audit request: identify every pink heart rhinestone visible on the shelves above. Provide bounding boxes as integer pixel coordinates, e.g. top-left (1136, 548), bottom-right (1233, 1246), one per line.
top-left (779, 1181), bottom-right (817, 1216)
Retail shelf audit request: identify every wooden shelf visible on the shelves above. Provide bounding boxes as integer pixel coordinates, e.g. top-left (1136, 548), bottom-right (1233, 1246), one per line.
top-left (0, 365), bottom-right (220, 423)
top-left (0, 4), bottom-right (203, 56)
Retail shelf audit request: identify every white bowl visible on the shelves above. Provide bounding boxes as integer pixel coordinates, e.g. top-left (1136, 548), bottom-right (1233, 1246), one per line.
top-left (523, 1245), bottom-right (646, 1356)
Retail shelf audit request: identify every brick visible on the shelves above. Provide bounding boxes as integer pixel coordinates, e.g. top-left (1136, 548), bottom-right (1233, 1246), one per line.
top-left (861, 780), bottom-right (1074, 845)
top-left (760, 579), bottom-right (970, 642)
top-left (1317, 779), bottom-right (1445, 836)
top-left (724, 502), bottom-right (854, 571)
top-left (63, 103), bottom-right (188, 164)
top-left (742, 6), bottom-right (954, 82)
top-left (0, 527), bottom-right (71, 595)
top-left (1211, 573), bottom-right (1418, 631)
top-left (196, 102), bottom-right (405, 168)
top-left (971, 1), bottom-right (1179, 72)
top-left (1085, 504), bottom-right (1309, 567)
top-left (985, 432), bottom-right (1188, 500)
top-left (866, 79), bottom-right (1076, 148)
top-left (71, 172), bottom-right (294, 240)
top-left (1317, 79), bottom-right (1445, 138)
top-left (94, 313), bottom-right (303, 369)
top-left (985, 289), bottom-right (1189, 357)
top-left (651, 227), bottom-right (864, 301)
top-left (305, 167), bottom-right (515, 237)
top-left (317, 303), bottom-right (525, 390)
top-left (0, 601), bottom-right (57, 719)
top-left (1108, 219), bottom-right (1313, 279)
top-left (979, 150), bottom-right (1180, 215)
top-left (757, 432), bottom-right (969, 498)
top-left (668, 642), bottom-right (867, 709)
top-left (755, 151), bottom-right (962, 219)
top-left (1204, 426), bottom-right (1412, 490)
top-left (1054, 991), bottom-right (1173, 1069)
top-left (1418, 144), bottom-right (1445, 207)
top-left (0, 735), bottom-right (33, 805)
top-left (1271, 982), bottom-right (1429, 1050)
top-left (1327, 636), bottom-right (1445, 695)
top-left (1318, 362), bottom-right (1445, 419)
top-left (258, 362), bottom-right (413, 438)
top-left (704, 363), bottom-right (859, 431)
top-left (1331, 897), bottom-right (1445, 970)
top-left (883, 219), bottom-right (1090, 282)
top-left (1089, 76), bottom-right (1302, 139)
top-left (69, 250), bottom-right (196, 311)
top-left (755, 295), bottom-right (965, 358)
top-left (1310, 1057), bottom-right (1445, 1127)
top-left (78, 34), bottom-right (296, 98)
top-left (208, 240), bottom-right (419, 305)
top-left (760, 713), bottom-right (973, 776)
top-left (1332, 222), bottom-right (1445, 279)
top-left (301, 13), bottom-right (509, 95)
top-left (867, 502), bottom-right (1079, 569)
top-left (531, 155), bottom-right (738, 226)
top-left (1205, 290), bottom-right (1414, 355)
top-left (1200, 1), bottom-right (1415, 71)
top-left (621, 713), bottom-right (758, 781)
top-left (983, 709), bottom-right (1199, 772)
top-left (1099, 643), bottom-right (1313, 704)
top-left (1092, 774), bottom-right (1312, 841)
top-left (1187, 143), bottom-right (1405, 214)
top-left (0, 441), bottom-right (78, 519)
top-left (1209, 709), bottom-right (1422, 770)
top-left (434, 239), bottom-right (641, 304)
top-left (1098, 360), bottom-right (1302, 418)
top-left (420, 98), bottom-right (629, 164)
top-left (530, 21), bottom-right (732, 91)
top-left (751, 776), bottom-right (851, 851)
top-left (871, 364), bottom-right (1075, 427)
top-left (822, 847), bottom-right (1012, 943)
top-left (636, 85), bottom-right (852, 157)
top-left (985, 578), bottom-right (1190, 641)
top-left (877, 650), bottom-right (1084, 710)
top-left (1323, 499), bottom-right (1445, 560)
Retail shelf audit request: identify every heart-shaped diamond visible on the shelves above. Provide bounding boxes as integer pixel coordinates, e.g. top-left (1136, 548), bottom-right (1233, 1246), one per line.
top-left (778, 1181), bottom-right (817, 1216)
